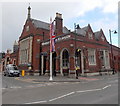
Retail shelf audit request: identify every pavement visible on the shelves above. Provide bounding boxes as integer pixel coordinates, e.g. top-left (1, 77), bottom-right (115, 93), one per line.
top-left (15, 72), bottom-right (116, 83)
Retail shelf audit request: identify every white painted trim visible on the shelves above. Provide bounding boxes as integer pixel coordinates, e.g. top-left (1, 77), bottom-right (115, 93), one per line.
top-left (103, 50), bottom-right (107, 68)
top-left (41, 55), bottom-right (44, 75)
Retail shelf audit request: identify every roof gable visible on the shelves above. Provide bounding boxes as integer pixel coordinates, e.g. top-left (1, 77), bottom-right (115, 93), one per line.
top-left (100, 29), bottom-right (107, 42)
top-left (94, 29), bottom-right (108, 43)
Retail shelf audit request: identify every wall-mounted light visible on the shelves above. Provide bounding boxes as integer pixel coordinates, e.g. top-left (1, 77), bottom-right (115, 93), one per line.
top-left (70, 44), bottom-right (74, 47)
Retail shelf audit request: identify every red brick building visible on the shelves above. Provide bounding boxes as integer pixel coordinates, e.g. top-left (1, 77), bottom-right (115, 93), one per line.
top-left (18, 6), bottom-right (120, 76)
top-left (0, 41), bottom-right (19, 71)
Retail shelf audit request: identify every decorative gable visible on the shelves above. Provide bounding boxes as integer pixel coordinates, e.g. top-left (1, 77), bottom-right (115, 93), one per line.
top-left (88, 32), bottom-right (93, 39)
top-left (100, 29), bottom-right (107, 42)
top-left (87, 24), bottom-right (94, 40)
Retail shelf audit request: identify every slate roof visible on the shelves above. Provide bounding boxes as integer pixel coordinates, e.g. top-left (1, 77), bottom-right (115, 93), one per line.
top-left (31, 19), bottom-right (70, 34)
top-left (32, 19), bottom-right (50, 30)
top-left (63, 26), bottom-right (70, 34)
top-left (76, 28), bottom-right (86, 36)
top-left (94, 31), bottom-right (101, 40)
top-left (73, 25), bottom-right (88, 36)
top-left (81, 26), bottom-right (88, 31)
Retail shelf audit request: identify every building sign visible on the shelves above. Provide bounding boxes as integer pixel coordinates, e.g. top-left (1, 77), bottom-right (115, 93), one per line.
top-left (42, 35), bottom-right (71, 46)
top-left (42, 41), bottom-right (49, 46)
top-left (55, 35), bottom-right (71, 42)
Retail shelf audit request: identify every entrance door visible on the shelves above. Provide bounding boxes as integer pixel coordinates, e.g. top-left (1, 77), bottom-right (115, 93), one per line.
top-left (41, 55), bottom-right (47, 75)
top-left (43, 56), bottom-right (47, 75)
top-left (62, 49), bottom-right (69, 76)
top-left (52, 52), bottom-right (56, 76)
top-left (75, 49), bottom-right (82, 74)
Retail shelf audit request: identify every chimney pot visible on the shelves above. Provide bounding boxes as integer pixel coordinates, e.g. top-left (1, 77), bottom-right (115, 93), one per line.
top-left (56, 12), bottom-right (62, 18)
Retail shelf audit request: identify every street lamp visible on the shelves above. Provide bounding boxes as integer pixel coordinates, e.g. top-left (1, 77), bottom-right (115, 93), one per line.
top-left (37, 39), bottom-right (41, 76)
top-left (109, 29), bottom-right (117, 75)
top-left (74, 23), bottom-right (79, 79)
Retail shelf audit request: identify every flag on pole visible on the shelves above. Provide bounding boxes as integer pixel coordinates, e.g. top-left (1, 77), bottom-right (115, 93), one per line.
top-left (50, 18), bottom-right (55, 52)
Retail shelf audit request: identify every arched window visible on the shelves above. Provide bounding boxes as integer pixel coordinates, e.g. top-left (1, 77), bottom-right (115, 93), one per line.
top-left (62, 49), bottom-right (69, 67)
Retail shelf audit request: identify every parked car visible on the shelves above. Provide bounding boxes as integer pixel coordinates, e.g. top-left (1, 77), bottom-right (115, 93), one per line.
top-left (4, 64), bottom-right (20, 77)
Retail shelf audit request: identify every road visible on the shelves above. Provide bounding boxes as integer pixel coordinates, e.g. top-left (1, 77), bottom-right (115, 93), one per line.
top-left (2, 74), bottom-right (119, 105)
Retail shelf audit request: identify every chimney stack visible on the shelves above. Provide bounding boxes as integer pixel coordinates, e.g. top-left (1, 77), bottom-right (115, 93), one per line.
top-left (55, 13), bottom-right (63, 36)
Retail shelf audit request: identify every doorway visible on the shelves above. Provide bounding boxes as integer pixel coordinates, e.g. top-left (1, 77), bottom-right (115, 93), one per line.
top-left (75, 49), bottom-right (82, 74)
top-left (52, 52), bottom-right (57, 76)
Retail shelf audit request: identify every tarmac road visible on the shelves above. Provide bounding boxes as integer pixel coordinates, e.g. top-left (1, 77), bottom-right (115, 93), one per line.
top-left (2, 73), bottom-right (119, 104)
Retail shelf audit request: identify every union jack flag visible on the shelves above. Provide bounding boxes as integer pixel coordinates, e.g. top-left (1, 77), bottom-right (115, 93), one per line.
top-left (50, 18), bottom-right (55, 52)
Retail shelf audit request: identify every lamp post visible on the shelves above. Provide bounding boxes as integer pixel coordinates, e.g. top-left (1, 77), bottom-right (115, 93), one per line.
top-left (36, 39), bottom-right (41, 76)
top-left (74, 23), bottom-right (79, 79)
top-left (109, 29), bottom-right (117, 75)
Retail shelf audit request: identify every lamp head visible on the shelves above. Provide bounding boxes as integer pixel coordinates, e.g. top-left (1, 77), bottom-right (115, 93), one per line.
top-left (114, 30), bottom-right (117, 34)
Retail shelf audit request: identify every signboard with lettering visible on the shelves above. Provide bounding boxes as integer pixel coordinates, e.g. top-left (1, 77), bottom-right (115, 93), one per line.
top-left (42, 35), bottom-right (71, 46)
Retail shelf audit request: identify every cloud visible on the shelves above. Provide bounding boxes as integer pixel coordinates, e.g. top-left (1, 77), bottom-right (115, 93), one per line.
top-left (1, 1), bottom-right (119, 52)
top-left (91, 17), bottom-right (118, 46)
top-left (0, 4), bottom-right (2, 52)
top-left (102, 0), bottom-right (118, 13)
top-left (76, 0), bottom-right (118, 17)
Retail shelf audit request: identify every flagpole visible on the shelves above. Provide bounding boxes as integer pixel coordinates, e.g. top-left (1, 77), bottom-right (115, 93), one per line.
top-left (49, 52), bottom-right (53, 80)
top-left (49, 17), bottom-right (53, 81)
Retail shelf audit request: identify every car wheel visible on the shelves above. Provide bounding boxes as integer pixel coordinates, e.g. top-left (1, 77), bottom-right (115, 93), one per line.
top-left (7, 73), bottom-right (10, 77)
top-left (17, 74), bottom-right (20, 77)
top-left (4, 73), bottom-right (6, 76)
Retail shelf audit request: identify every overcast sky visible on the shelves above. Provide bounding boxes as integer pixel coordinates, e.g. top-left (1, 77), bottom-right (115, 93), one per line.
top-left (0, 0), bottom-right (119, 52)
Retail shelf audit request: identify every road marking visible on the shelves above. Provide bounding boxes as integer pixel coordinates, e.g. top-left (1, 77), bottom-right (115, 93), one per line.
top-left (25, 100), bottom-right (47, 104)
top-left (76, 88), bottom-right (101, 93)
top-left (23, 84), bottom-right (112, 104)
top-left (49, 92), bottom-right (75, 102)
top-left (102, 85), bottom-right (111, 90)
top-left (10, 86), bottom-right (22, 89)
top-left (76, 84), bottom-right (111, 93)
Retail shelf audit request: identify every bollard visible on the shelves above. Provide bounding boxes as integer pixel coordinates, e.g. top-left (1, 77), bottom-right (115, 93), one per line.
top-left (21, 70), bottom-right (25, 77)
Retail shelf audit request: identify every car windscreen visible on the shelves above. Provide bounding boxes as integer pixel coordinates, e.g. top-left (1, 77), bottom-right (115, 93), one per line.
top-left (9, 66), bottom-right (18, 70)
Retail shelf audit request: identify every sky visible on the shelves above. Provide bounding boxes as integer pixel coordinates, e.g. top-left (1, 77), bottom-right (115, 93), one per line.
top-left (0, 0), bottom-right (119, 52)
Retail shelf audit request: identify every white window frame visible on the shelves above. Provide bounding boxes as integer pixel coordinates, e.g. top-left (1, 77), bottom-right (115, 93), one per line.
top-left (88, 49), bottom-right (96, 65)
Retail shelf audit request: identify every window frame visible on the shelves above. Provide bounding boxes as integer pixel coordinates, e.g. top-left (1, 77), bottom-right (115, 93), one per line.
top-left (88, 49), bottom-right (96, 65)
